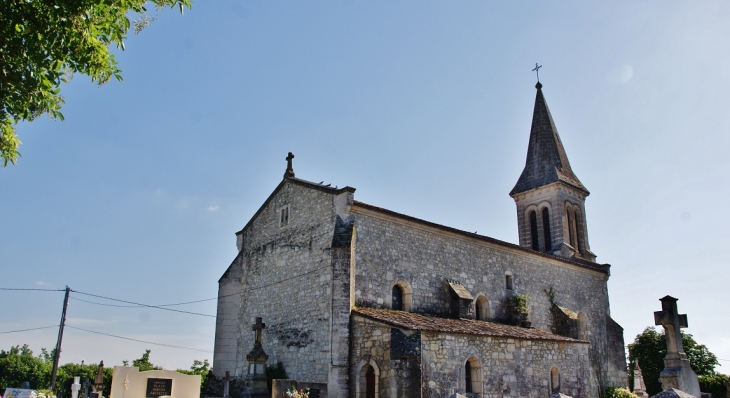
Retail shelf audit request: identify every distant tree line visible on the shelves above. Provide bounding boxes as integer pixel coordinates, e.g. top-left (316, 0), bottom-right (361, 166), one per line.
top-left (0, 345), bottom-right (209, 396)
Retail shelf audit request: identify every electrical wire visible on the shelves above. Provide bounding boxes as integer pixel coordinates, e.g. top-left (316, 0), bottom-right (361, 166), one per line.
top-left (0, 288), bottom-right (65, 292)
top-left (70, 296), bottom-right (143, 308)
top-left (68, 264), bottom-right (331, 312)
top-left (70, 290), bottom-right (216, 318)
top-left (70, 295), bottom-right (215, 308)
top-left (66, 325), bottom-right (212, 353)
top-left (0, 325), bottom-right (58, 334)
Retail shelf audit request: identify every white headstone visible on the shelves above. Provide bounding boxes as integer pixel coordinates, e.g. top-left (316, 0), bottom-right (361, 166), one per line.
top-left (71, 377), bottom-right (81, 398)
top-left (110, 367), bottom-right (200, 398)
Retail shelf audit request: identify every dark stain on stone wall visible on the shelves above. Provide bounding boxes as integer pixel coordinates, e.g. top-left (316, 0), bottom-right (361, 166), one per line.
top-left (269, 323), bottom-right (314, 348)
top-left (390, 328), bottom-right (421, 359)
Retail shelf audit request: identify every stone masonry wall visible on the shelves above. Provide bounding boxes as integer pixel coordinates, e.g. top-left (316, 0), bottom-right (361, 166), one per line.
top-left (351, 204), bottom-right (623, 394)
top-left (213, 253), bottom-right (244, 377)
top-left (351, 314), bottom-right (592, 398)
top-left (421, 330), bottom-right (591, 398)
top-left (350, 315), bottom-right (422, 398)
top-left (218, 180), bottom-right (342, 386)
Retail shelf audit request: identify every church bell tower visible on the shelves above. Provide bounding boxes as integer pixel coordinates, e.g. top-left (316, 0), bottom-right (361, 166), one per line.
top-left (510, 82), bottom-right (596, 262)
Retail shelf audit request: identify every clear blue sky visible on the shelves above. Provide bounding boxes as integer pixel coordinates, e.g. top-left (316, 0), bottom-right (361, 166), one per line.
top-left (2, 1), bottom-right (729, 373)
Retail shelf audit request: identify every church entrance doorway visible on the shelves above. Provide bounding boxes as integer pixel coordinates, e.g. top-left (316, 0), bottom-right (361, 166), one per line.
top-left (365, 366), bottom-right (375, 398)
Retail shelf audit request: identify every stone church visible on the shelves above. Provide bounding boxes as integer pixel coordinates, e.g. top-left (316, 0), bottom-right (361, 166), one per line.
top-left (212, 83), bottom-right (628, 398)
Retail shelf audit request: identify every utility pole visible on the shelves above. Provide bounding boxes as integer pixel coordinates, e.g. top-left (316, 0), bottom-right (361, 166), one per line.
top-left (50, 286), bottom-right (70, 392)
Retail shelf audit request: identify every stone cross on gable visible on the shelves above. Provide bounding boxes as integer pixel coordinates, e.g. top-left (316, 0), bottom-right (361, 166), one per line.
top-left (654, 295), bottom-right (688, 356)
top-left (252, 317), bottom-right (266, 345)
top-left (284, 152), bottom-right (295, 178)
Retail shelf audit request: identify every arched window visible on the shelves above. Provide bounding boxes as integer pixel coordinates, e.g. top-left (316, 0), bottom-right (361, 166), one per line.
top-left (475, 296), bottom-right (490, 321)
top-left (542, 207), bottom-right (552, 253)
top-left (577, 312), bottom-right (587, 340)
top-left (549, 367), bottom-right (560, 394)
top-left (566, 208), bottom-right (575, 247)
top-left (571, 210), bottom-right (580, 252)
top-left (465, 361), bottom-right (472, 393)
top-left (574, 210), bottom-right (584, 253)
top-left (391, 281), bottom-right (413, 311)
top-left (529, 211), bottom-right (539, 250)
top-left (358, 361), bottom-right (379, 398)
top-left (465, 357), bottom-right (482, 394)
top-left (392, 285), bottom-right (403, 311)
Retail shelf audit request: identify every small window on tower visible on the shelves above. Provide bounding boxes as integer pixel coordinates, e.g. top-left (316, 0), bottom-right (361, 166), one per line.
top-left (505, 274), bottom-right (513, 290)
top-left (279, 205), bottom-right (290, 227)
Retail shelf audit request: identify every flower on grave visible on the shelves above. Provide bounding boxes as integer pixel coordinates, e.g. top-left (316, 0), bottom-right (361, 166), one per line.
top-left (284, 386), bottom-right (309, 398)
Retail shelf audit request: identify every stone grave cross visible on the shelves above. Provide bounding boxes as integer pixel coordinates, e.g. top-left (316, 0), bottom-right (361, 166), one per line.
top-left (83, 377), bottom-right (91, 398)
top-left (252, 317), bottom-right (266, 346)
top-left (653, 295), bottom-right (700, 397)
top-left (285, 152), bottom-right (295, 178)
top-left (654, 295), bottom-right (688, 359)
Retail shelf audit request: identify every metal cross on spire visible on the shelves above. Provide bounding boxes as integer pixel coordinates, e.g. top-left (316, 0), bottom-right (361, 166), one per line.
top-left (532, 63), bottom-right (543, 82)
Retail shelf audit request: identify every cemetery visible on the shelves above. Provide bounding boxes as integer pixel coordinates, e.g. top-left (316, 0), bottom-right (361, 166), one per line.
top-left (3, 294), bottom-right (729, 398)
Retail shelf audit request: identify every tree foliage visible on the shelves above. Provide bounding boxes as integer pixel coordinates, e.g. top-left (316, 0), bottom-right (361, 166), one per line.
top-left (1, 346), bottom-right (209, 395)
top-left (130, 349), bottom-right (161, 372)
top-left (628, 327), bottom-right (721, 396)
top-left (176, 359), bottom-right (210, 387)
top-left (0, 345), bottom-right (52, 390)
top-left (0, 0), bottom-right (192, 166)
top-left (698, 374), bottom-right (729, 398)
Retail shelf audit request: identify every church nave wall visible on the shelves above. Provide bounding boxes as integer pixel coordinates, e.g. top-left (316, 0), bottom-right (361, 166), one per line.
top-left (351, 205), bottom-right (614, 393)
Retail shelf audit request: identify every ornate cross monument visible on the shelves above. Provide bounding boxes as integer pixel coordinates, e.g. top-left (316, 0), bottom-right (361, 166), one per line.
top-left (243, 317), bottom-right (269, 398)
top-left (653, 296), bottom-right (700, 397)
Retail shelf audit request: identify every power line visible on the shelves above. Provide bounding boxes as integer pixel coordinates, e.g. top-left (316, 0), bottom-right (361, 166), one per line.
top-left (70, 296), bottom-right (143, 308)
top-left (70, 290), bottom-right (216, 318)
top-left (70, 295), bottom-right (215, 308)
top-left (70, 264), bottom-right (331, 312)
top-left (66, 325), bottom-right (213, 353)
top-left (0, 325), bottom-right (58, 334)
top-left (2, 263), bottom-right (330, 320)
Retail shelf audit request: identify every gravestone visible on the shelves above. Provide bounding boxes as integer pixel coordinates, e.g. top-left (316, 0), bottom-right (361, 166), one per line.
top-left (83, 378), bottom-right (91, 398)
top-left (109, 367), bottom-right (200, 398)
top-left (4, 389), bottom-right (38, 398)
top-left (93, 361), bottom-right (105, 395)
top-left (649, 388), bottom-right (696, 398)
top-left (653, 296), bottom-right (700, 398)
top-left (242, 317), bottom-right (269, 398)
top-left (633, 360), bottom-right (649, 398)
top-left (72, 377), bottom-right (82, 398)
top-left (222, 371), bottom-right (230, 398)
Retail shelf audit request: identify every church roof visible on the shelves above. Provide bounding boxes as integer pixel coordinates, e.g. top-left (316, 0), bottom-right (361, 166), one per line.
top-left (510, 83), bottom-right (589, 196)
top-left (353, 307), bottom-right (587, 343)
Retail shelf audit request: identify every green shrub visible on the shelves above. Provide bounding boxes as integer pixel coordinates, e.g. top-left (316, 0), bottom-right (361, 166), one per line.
top-left (511, 294), bottom-right (529, 315)
top-left (602, 387), bottom-right (639, 398)
top-left (699, 374), bottom-right (728, 398)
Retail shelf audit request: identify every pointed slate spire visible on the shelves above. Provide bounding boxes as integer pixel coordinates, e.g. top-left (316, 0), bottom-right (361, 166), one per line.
top-left (510, 82), bottom-right (588, 196)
